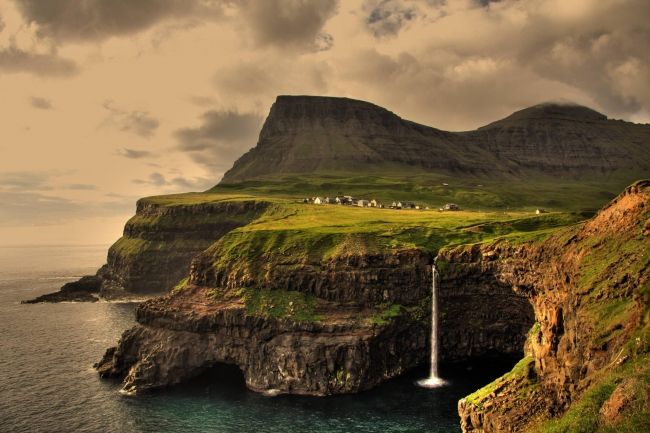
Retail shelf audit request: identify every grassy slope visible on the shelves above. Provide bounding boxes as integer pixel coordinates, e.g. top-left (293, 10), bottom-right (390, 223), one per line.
top-left (459, 187), bottom-right (650, 433)
top-left (204, 201), bottom-right (586, 272)
top-left (211, 172), bottom-right (637, 212)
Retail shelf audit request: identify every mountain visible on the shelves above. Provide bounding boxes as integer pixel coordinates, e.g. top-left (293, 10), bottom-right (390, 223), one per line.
top-left (221, 96), bottom-right (650, 183)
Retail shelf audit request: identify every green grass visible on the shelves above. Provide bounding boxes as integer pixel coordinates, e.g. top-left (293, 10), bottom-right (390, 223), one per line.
top-left (201, 202), bottom-right (586, 286)
top-left (537, 379), bottom-right (618, 433)
top-left (533, 352), bottom-right (650, 433)
top-left (464, 356), bottom-right (536, 409)
top-left (138, 192), bottom-right (278, 207)
top-left (240, 288), bottom-right (319, 322)
top-left (211, 172), bottom-right (635, 212)
top-left (369, 303), bottom-right (403, 325)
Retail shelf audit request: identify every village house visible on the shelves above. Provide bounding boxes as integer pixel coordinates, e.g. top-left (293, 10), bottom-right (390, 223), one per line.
top-left (443, 203), bottom-right (460, 211)
top-left (536, 208), bottom-right (548, 214)
top-left (357, 199), bottom-right (369, 207)
top-left (313, 197), bottom-right (324, 205)
top-left (369, 199), bottom-right (379, 207)
top-left (401, 201), bottom-right (416, 209)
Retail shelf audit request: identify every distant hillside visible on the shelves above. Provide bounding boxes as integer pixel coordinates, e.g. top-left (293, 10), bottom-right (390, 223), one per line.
top-left (220, 96), bottom-right (650, 183)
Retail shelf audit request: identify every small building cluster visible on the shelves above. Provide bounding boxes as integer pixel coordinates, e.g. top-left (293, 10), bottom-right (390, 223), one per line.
top-left (302, 196), bottom-right (462, 211)
top-left (440, 203), bottom-right (460, 211)
top-left (303, 196), bottom-right (385, 207)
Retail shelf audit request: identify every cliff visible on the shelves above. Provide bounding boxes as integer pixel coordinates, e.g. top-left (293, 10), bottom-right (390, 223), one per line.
top-left (98, 196), bottom-right (268, 297)
top-left (95, 249), bottom-right (433, 395)
top-left (95, 221), bottom-right (541, 395)
top-left (24, 195), bottom-right (269, 303)
top-left (455, 180), bottom-right (650, 432)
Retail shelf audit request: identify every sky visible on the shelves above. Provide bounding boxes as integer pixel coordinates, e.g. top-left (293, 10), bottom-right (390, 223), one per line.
top-left (0, 0), bottom-right (649, 246)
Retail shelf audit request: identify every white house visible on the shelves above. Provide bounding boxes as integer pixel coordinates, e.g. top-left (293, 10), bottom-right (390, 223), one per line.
top-left (357, 199), bottom-right (369, 207)
top-left (313, 197), bottom-right (324, 205)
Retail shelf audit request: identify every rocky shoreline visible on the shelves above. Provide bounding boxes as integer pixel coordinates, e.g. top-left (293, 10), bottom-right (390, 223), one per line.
top-left (22, 275), bottom-right (103, 303)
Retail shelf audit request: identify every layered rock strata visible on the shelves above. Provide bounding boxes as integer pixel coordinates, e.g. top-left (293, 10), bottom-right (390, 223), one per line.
top-left (96, 243), bottom-right (535, 395)
top-left (456, 180), bottom-right (650, 432)
top-left (99, 199), bottom-right (268, 296)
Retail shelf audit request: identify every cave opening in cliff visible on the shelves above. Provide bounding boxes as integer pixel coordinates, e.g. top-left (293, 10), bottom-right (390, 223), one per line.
top-left (438, 269), bottom-right (536, 377)
top-left (186, 362), bottom-right (247, 393)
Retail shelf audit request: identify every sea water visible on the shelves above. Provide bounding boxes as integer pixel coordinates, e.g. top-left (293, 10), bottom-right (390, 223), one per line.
top-left (0, 245), bottom-right (515, 433)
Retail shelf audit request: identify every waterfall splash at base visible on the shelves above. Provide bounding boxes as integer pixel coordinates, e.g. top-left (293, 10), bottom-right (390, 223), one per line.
top-left (417, 262), bottom-right (448, 388)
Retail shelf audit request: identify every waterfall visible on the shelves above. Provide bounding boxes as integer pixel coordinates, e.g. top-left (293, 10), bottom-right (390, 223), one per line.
top-left (417, 262), bottom-right (447, 388)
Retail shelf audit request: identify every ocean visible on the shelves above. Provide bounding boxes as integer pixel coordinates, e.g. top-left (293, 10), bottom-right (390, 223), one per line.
top-left (0, 245), bottom-right (513, 433)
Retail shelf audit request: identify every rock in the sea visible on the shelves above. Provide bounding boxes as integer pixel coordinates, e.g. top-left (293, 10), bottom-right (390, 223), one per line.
top-left (22, 275), bottom-right (102, 303)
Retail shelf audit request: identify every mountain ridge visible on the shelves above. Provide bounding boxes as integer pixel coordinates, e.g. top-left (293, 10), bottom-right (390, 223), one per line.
top-left (221, 95), bottom-right (650, 184)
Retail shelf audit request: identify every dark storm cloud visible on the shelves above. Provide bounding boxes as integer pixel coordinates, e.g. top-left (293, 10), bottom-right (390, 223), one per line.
top-left (118, 148), bottom-right (154, 159)
top-left (363, 0), bottom-right (417, 38)
top-left (239, 0), bottom-right (338, 51)
top-left (174, 110), bottom-right (263, 170)
top-left (30, 96), bottom-right (53, 110)
top-left (101, 101), bottom-right (160, 138)
top-left (12, 0), bottom-right (228, 42)
top-left (342, 0), bottom-right (650, 128)
top-left (132, 172), bottom-right (214, 190)
top-left (0, 45), bottom-right (79, 77)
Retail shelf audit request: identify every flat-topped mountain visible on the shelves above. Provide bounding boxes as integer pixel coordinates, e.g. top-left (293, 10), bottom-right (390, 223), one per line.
top-left (222, 95), bottom-right (483, 181)
top-left (221, 96), bottom-right (650, 183)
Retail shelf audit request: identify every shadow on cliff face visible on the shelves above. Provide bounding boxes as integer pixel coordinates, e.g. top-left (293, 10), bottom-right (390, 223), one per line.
top-left (437, 257), bottom-right (536, 364)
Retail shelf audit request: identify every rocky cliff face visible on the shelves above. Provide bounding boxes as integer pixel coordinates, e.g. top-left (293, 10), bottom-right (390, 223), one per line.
top-left (191, 247), bottom-right (433, 306)
top-left (437, 249), bottom-right (535, 362)
top-left (96, 235), bottom-right (541, 396)
top-left (95, 250), bottom-right (432, 395)
top-left (221, 96), bottom-right (650, 183)
top-left (99, 198), bottom-right (268, 297)
top-left (456, 180), bottom-right (650, 432)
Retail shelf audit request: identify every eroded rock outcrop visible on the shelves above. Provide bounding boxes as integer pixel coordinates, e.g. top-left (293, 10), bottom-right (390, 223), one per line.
top-left (456, 180), bottom-right (650, 432)
top-left (96, 286), bottom-right (428, 395)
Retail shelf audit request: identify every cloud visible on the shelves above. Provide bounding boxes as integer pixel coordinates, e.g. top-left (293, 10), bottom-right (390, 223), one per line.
top-left (174, 110), bottom-right (263, 171)
top-left (0, 171), bottom-right (52, 191)
top-left (12, 0), bottom-right (228, 42)
top-left (212, 59), bottom-right (330, 104)
top-left (30, 96), bottom-right (53, 110)
top-left (188, 95), bottom-right (218, 107)
top-left (0, 45), bottom-right (79, 77)
top-left (132, 172), bottom-right (214, 190)
top-left (118, 148), bottom-right (154, 159)
top-left (101, 101), bottom-right (160, 138)
top-left (0, 190), bottom-right (135, 226)
top-left (363, 0), bottom-right (418, 37)
top-left (64, 183), bottom-right (96, 190)
top-left (0, 191), bottom-right (81, 225)
top-left (239, 0), bottom-right (338, 51)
